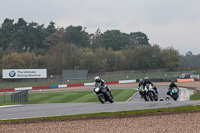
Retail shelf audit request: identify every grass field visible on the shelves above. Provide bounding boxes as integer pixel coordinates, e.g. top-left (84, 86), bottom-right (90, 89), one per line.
top-left (0, 89), bottom-right (137, 105)
top-left (190, 90), bottom-right (200, 100)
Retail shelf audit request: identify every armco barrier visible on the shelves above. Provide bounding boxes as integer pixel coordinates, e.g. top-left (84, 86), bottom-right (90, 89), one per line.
top-left (106, 81), bottom-right (119, 84)
top-left (50, 85), bottom-right (59, 88)
top-left (0, 88), bottom-right (15, 92)
top-left (67, 83), bottom-right (84, 87)
top-left (0, 80), bottom-right (136, 92)
top-left (32, 86), bottom-right (50, 90)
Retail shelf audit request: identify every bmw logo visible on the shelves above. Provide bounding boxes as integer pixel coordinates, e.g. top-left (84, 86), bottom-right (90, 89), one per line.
top-left (9, 71), bottom-right (16, 77)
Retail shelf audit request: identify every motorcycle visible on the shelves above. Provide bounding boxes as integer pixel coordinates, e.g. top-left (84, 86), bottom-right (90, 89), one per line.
top-left (170, 87), bottom-right (179, 101)
top-left (143, 85), bottom-right (149, 101)
top-left (144, 83), bottom-right (158, 101)
top-left (166, 87), bottom-right (179, 101)
top-left (138, 85), bottom-right (145, 98)
top-left (93, 82), bottom-right (114, 103)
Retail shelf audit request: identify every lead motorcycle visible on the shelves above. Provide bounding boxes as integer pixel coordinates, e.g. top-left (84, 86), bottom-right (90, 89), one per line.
top-left (93, 82), bottom-right (114, 103)
top-left (144, 83), bottom-right (158, 101)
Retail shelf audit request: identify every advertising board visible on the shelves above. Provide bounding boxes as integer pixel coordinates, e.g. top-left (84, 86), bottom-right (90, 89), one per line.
top-left (2, 69), bottom-right (47, 79)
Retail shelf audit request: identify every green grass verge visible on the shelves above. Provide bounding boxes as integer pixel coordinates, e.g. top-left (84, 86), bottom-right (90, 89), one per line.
top-left (190, 90), bottom-right (200, 100)
top-left (0, 89), bottom-right (138, 105)
top-left (0, 105), bottom-right (200, 123)
top-left (180, 86), bottom-right (200, 100)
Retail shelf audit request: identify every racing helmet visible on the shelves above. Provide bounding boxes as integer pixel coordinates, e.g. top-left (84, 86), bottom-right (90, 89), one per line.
top-left (171, 80), bottom-right (175, 84)
top-left (144, 77), bottom-right (148, 81)
top-left (95, 76), bottom-right (100, 82)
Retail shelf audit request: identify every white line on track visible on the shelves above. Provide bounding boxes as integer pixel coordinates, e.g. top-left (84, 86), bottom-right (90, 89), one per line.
top-left (126, 89), bottom-right (138, 102)
top-left (0, 105), bottom-right (22, 108)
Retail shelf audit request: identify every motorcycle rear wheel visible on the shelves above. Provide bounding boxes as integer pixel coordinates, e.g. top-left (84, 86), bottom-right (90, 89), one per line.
top-left (109, 92), bottom-right (114, 103)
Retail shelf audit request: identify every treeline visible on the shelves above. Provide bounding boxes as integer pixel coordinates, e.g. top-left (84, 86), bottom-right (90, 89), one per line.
top-left (181, 51), bottom-right (200, 67)
top-left (0, 18), bottom-right (181, 75)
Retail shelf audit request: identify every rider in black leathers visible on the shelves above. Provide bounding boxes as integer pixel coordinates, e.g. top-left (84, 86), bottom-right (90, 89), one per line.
top-left (167, 80), bottom-right (179, 96)
top-left (94, 76), bottom-right (111, 98)
top-left (143, 77), bottom-right (158, 94)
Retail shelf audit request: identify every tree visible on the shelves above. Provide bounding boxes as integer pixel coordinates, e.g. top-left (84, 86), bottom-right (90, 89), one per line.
top-left (181, 51), bottom-right (200, 67)
top-left (0, 48), bottom-right (4, 68)
top-left (89, 28), bottom-right (102, 49)
top-left (10, 19), bottom-right (46, 52)
top-left (37, 55), bottom-right (46, 68)
top-left (45, 42), bottom-right (81, 75)
top-left (161, 47), bottom-right (180, 71)
top-left (21, 52), bottom-right (38, 68)
top-left (105, 48), bottom-right (117, 71)
top-left (63, 25), bottom-right (89, 47)
top-left (0, 18), bottom-right (14, 51)
top-left (79, 48), bottom-right (96, 73)
top-left (114, 51), bottom-right (126, 71)
top-left (1, 52), bottom-right (24, 69)
top-left (134, 46), bottom-right (152, 71)
top-left (43, 28), bottom-right (65, 48)
top-left (45, 21), bottom-right (56, 37)
top-left (129, 32), bottom-right (149, 46)
top-left (101, 30), bottom-right (129, 51)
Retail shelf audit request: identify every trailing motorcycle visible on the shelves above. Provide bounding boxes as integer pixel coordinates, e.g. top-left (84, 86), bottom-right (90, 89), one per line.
top-left (144, 83), bottom-right (158, 101)
top-left (93, 82), bottom-right (114, 103)
top-left (166, 87), bottom-right (179, 101)
top-left (138, 85), bottom-right (144, 98)
top-left (168, 87), bottom-right (179, 101)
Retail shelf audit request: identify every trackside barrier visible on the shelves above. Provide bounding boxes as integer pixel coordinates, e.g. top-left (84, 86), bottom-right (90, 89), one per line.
top-left (0, 80), bottom-right (137, 92)
top-left (11, 90), bottom-right (29, 103)
top-left (50, 85), bottom-right (59, 88)
top-left (177, 78), bottom-right (195, 82)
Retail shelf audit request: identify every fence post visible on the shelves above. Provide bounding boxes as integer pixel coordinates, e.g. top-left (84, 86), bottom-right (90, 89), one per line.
top-left (10, 90), bottom-right (29, 103)
top-left (4, 91), bottom-right (7, 104)
top-left (11, 91), bottom-right (15, 103)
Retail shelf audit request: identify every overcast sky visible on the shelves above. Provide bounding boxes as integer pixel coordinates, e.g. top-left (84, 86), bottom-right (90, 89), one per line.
top-left (1, 0), bottom-right (200, 55)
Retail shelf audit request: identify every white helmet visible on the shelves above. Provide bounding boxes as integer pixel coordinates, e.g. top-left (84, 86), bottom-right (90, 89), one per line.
top-left (95, 76), bottom-right (100, 82)
top-left (144, 77), bottom-right (148, 81)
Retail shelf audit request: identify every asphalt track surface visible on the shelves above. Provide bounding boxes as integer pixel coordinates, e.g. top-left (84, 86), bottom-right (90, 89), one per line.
top-left (0, 86), bottom-right (200, 120)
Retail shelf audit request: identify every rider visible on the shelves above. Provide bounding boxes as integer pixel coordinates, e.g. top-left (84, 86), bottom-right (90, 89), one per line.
top-left (138, 79), bottom-right (144, 98)
top-left (167, 80), bottom-right (179, 96)
top-left (94, 76), bottom-right (111, 98)
top-left (143, 77), bottom-right (158, 94)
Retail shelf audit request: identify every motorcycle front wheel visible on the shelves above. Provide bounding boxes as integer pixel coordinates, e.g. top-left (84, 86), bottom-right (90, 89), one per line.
top-left (172, 93), bottom-right (178, 101)
top-left (148, 92), bottom-right (154, 101)
top-left (144, 94), bottom-right (149, 101)
top-left (98, 94), bottom-right (106, 103)
top-left (153, 94), bottom-right (158, 101)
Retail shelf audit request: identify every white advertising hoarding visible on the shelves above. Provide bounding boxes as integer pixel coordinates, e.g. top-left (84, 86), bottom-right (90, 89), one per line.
top-left (2, 69), bottom-right (47, 79)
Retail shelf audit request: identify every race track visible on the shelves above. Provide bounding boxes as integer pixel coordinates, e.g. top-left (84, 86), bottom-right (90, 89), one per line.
top-left (0, 86), bottom-right (200, 120)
